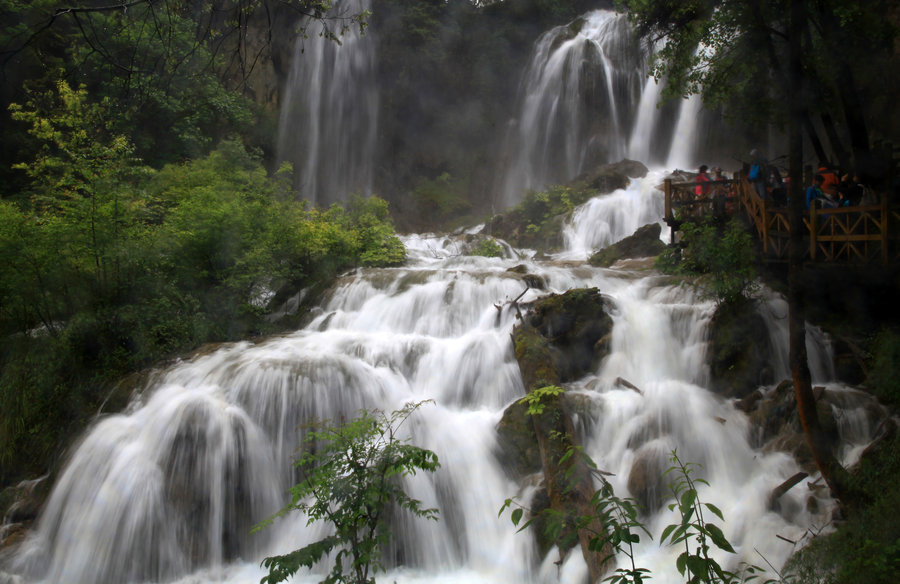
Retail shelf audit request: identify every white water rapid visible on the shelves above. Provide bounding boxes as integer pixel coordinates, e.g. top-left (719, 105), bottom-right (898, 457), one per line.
top-left (275, 0), bottom-right (377, 205)
top-left (4, 171), bottom-right (880, 584)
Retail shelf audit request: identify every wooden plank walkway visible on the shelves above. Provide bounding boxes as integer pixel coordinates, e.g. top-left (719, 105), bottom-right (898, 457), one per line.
top-left (663, 174), bottom-right (899, 265)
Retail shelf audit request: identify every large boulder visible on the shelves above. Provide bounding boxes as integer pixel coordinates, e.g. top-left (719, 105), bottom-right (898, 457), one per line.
top-left (519, 288), bottom-right (615, 383)
top-left (589, 223), bottom-right (666, 267)
top-left (503, 288), bottom-right (618, 580)
top-left (574, 159), bottom-right (649, 191)
top-left (707, 298), bottom-right (775, 399)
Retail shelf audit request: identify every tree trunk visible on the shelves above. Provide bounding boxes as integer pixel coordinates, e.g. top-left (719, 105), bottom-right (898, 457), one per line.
top-left (802, 112), bottom-right (828, 165)
top-left (788, 0), bottom-right (849, 503)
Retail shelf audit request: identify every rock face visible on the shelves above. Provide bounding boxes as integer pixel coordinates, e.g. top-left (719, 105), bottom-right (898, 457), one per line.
top-left (487, 159), bottom-right (649, 254)
top-left (497, 288), bottom-right (616, 582)
top-left (707, 298), bottom-right (775, 399)
top-left (519, 288), bottom-right (615, 383)
top-left (589, 223), bottom-right (666, 267)
top-left (574, 159), bottom-right (649, 190)
top-left (738, 380), bottom-right (889, 474)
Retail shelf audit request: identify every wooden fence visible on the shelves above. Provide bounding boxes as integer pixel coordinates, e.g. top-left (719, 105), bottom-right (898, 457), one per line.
top-left (663, 176), bottom-right (899, 265)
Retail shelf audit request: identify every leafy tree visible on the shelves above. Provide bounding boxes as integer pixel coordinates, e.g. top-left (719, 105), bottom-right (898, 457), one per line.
top-left (615, 0), bottom-right (895, 181)
top-left (253, 402), bottom-right (440, 584)
top-left (656, 217), bottom-right (758, 306)
top-left (617, 0), bottom-right (867, 503)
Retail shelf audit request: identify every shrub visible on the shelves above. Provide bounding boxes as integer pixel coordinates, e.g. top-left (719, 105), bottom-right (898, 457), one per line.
top-left (656, 217), bottom-right (759, 305)
top-left (253, 402), bottom-right (440, 584)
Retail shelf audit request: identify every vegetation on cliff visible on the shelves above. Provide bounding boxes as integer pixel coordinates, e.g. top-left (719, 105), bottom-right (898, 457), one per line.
top-left (0, 81), bottom-right (404, 487)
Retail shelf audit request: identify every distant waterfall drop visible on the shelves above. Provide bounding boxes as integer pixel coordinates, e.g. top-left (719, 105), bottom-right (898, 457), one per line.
top-left (276, 0), bottom-right (377, 206)
top-left (497, 11), bottom-right (647, 208)
top-left (498, 10), bottom-right (715, 208)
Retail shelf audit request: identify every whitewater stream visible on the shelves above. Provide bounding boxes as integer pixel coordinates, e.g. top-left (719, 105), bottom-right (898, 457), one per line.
top-left (3, 170), bottom-right (881, 584)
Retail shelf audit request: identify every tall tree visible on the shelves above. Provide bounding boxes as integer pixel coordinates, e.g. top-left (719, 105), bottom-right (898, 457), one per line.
top-left (615, 0), bottom-right (895, 181)
top-left (613, 0), bottom-right (881, 500)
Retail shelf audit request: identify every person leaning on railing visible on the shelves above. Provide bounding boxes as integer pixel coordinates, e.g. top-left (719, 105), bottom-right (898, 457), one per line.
top-left (806, 174), bottom-right (837, 209)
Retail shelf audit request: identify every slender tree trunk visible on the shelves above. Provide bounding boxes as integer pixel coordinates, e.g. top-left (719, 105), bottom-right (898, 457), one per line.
top-left (802, 112), bottom-right (828, 164)
top-left (819, 112), bottom-right (851, 170)
top-left (788, 0), bottom-right (849, 503)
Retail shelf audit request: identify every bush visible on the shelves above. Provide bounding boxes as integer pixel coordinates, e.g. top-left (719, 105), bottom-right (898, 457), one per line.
top-left (656, 217), bottom-right (759, 305)
top-left (254, 402), bottom-right (440, 584)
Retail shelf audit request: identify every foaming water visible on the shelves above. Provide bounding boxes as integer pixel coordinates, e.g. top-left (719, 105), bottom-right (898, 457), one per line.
top-left (559, 170), bottom-right (667, 259)
top-left (4, 176), bottom-right (880, 584)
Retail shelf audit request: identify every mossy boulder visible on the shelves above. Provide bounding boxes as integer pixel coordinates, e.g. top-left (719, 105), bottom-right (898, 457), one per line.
top-left (496, 399), bottom-right (542, 479)
top-left (707, 298), bottom-right (775, 399)
top-left (573, 159), bottom-right (649, 192)
top-left (589, 223), bottom-right (666, 267)
top-left (488, 159), bottom-right (647, 253)
top-left (517, 288), bottom-right (615, 384)
top-left (741, 380), bottom-right (849, 473)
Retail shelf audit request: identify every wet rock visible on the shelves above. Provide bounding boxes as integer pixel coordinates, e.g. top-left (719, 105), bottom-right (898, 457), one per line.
top-left (506, 265), bottom-right (547, 290)
top-left (743, 380), bottom-right (844, 473)
top-left (496, 399), bottom-right (542, 479)
top-left (589, 223), bottom-right (665, 267)
top-left (520, 288), bottom-right (615, 383)
top-left (627, 444), bottom-right (669, 513)
top-left (707, 298), bottom-right (775, 399)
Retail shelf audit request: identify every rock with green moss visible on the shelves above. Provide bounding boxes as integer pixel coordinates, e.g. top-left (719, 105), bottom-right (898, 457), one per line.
top-left (707, 298), bottom-right (775, 399)
top-left (519, 288), bottom-right (614, 383)
top-left (487, 160), bottom-right (647, 254)
top-left (588, 223), bottom-right (665, 267)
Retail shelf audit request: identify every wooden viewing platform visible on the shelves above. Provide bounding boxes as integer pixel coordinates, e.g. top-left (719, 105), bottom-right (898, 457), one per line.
top-left (663, 175), bottom-right (900, 265)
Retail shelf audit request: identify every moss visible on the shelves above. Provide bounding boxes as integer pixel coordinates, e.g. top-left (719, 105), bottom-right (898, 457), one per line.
top-left (589, 223), bottom-right (665, 267)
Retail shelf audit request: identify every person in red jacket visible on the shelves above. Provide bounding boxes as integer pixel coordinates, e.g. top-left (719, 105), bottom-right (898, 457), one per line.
top-left (695, 164), bottom-right (711, 196)
top-left (817, 161), bottom-right (840, 198)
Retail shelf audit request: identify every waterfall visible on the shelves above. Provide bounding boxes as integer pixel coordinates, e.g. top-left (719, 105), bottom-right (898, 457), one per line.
top-left (497, 11), bottom-right (647, 208)
top-left (497, 10), bottom-right (731, 208)
top-left (275, 0), bottom-right (377, 206)
top-left (4, 172), bottom-right (880, 584)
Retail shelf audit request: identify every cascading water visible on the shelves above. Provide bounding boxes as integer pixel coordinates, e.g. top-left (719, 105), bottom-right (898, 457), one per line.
top-left (3, 171), bottom-right (882, 584)
top-left (276, 0), bottom-right (377, 205)
top-left (498, 10), bottom-right (731, 209)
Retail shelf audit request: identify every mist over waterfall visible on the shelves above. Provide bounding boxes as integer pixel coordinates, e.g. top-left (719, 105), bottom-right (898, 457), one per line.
top-left (4, 170), bottom-right (882, 584)
top-left (276, 0), bottom-right (377, 205)
top-left (497, 10), bottom-right (734, 209)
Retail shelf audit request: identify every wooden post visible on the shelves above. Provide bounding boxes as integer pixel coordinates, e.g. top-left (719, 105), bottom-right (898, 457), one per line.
top-left (810, 205), bottom-right (817, 261)
top-left (664, 179), bottom-right (675, 243)
top-left (762, 196), bottom-right (769, 256)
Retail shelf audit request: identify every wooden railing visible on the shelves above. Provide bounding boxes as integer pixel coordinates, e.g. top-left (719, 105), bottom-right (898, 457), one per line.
top-left (663, 176), bottom-right (897, 265)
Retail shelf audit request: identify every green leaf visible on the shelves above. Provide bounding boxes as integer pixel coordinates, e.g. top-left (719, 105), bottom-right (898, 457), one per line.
top-left (704, 502), bottom-right (725, 521)
top-left (511, 507), bottom-right (524, 527)
top-left (705, 523), bottom-right (736, 553)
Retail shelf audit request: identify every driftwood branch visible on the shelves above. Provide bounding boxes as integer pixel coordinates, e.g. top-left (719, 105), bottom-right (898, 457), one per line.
top-left (769, 471), bottom-right (809, 509)
top-left (614, 377), bottom-right (643, 395)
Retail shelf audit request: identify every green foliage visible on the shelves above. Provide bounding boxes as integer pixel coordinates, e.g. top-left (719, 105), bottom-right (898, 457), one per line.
top-left (253, 402), bottom-right (440, 584)
top-left (498, 184), bottom-right (600, 250)
top-left (470, 237), bottom-right (505, 258)
top-left (501, 448), bottom-right (767, 584)
top-left (519, 384), bottom-right (565, 416)
top-left (864, 328), bottom-right (900, 407)
top-left (784, 430), bottom-right (900, 584)
top-left (409, 172), bottom-right (473, 226)
top-left (656, 218), bottom-right (758, 306)
top-left (660, 452), bottom-right (760, 584)
top-left (0, 82), bottom-right (407, 485)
